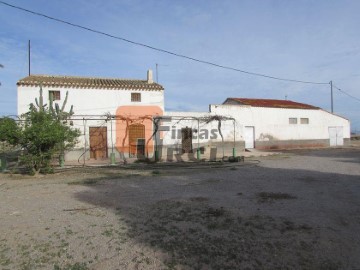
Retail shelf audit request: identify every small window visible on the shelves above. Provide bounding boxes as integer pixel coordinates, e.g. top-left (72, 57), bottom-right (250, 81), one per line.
top-left (131, 93), bottom-right (141, 102)
top-left (300, 118), bottom-right (309, 124)
top-left (49, 91), bottom-right (61, 101)
top-left (289, 118), bottom-right (297, 124)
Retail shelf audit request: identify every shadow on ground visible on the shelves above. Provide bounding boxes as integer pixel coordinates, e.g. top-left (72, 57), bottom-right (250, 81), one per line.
top-left (73, 161), bottom-right (360, 269)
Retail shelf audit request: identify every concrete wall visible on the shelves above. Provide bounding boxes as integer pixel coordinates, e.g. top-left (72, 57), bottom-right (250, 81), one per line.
top-left (210, 104), bottom-right (350, 149)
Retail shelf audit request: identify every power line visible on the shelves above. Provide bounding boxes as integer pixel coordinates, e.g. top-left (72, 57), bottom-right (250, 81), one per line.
top-left (333, 84), bottom-right (360, 103)
top-left (0, 1), bottom-right (329, 85)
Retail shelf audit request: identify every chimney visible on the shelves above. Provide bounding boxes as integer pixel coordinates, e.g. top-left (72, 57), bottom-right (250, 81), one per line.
top-left (147, 69), bottom-right (153, 84)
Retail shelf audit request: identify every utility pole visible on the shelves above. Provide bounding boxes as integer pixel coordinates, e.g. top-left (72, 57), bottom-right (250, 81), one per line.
top-left (330, 80), bottom-right (333, 113)
top-left (28, 40), bottom-right (31, 76)
top-left (156, 63), bottom-right (158, 83)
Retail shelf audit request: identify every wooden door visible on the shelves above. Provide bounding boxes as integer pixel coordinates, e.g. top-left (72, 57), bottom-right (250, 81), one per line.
top-left (89, 127), bottom-right (108, 159)
top-left (129, 124), bottom-right (145, 157)
top-left (181, 127), bottom-right (193, 153)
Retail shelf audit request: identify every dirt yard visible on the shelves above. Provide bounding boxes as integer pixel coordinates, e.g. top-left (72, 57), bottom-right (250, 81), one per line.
top-left (0, 146), bottom-right (359, 270)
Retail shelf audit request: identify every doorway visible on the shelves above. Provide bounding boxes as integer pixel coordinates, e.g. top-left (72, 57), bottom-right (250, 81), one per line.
top-left (244, 126), bottom-right (255, 149)
top-left (129, 124), bottom-right (145, 157)
top-left (181, 127), bottom-right (193, 153)
top-left (329, 127), bottom-right (344, 146)
top-left (89, 127), bottom-right (108, 159)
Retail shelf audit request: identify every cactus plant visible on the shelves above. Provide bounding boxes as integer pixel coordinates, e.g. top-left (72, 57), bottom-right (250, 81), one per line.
top-left (49, 90), bottom-right (74, 121)
top-left (32, 85), bottom-right (46, 112)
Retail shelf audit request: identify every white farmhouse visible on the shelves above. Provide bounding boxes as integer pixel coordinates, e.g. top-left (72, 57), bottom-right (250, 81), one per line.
top-left (17, 70), bottom-right (164, 161)
top-left (17, 72), bottom-right (351, 163)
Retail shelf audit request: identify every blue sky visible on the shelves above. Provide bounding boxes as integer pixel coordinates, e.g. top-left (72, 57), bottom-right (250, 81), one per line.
top-left (1, 0), bottom-right (359, 131)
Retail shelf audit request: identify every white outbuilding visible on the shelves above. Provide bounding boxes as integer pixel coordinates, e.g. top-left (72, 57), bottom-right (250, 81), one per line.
top-left (211, 98), bottom-right (350, 150)
top-left (158, 98), bottom-right (350, 159)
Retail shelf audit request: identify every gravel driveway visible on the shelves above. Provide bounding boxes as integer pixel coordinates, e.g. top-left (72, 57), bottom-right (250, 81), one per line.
top-left (0, 147), bottom-right (359, 270)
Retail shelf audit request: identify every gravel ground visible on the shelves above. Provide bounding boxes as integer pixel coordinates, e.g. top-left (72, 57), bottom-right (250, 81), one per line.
top-left (0, 147), bottom-right (359, 270)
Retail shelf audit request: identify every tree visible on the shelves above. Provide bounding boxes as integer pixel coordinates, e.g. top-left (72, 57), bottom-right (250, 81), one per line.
top-left (0, 87), bottom-right (80, 174)
top-left (20, 108), bottom-right (80, 174)
top-left (0, 117), bottom-right (20, 145)
top-left (0, 117), bottom-right (20, 158)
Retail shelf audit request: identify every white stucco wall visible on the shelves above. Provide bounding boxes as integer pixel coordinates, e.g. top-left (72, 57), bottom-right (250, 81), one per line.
top-left (17, 85), bottom-right (164, 116)
top-left (209, 104), bottom-right (351, 142)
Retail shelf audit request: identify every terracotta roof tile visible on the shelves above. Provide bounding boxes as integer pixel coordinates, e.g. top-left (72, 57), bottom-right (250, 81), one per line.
top-left (224, 98), bottom-right (319, 110)
top-left (17, 75), bottom-right (164, 91)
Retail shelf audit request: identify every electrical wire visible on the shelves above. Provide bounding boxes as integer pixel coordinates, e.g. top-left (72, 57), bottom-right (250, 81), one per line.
top-left (0, 1), bottom-right (329, 85)
top-left (333, 84), bottom-right (360, 103)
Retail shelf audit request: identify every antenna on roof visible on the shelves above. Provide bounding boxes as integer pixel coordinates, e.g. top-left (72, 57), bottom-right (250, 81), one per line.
top-left (28, 40), bottom-right (31, 76)
top-left (155, 63), bottom-right (169, 84)
top-left (285, 94), bottom-right (287, 100)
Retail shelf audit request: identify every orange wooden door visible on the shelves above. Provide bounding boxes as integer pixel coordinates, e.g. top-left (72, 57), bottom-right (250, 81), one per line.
top-left (89, 127), bottom-right (108, 159)
top-left (129, 124), bottom-right (145, 157)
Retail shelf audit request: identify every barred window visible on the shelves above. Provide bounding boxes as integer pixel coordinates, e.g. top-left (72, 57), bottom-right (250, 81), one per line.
top-left (289, 118), bottom-right (297, 124)
top-left (49, 91), bottom-right (60, 101)
top-left (300, 118), bottom-right (309, 124)
top-left (131, 93), bottom-right (141, 102)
